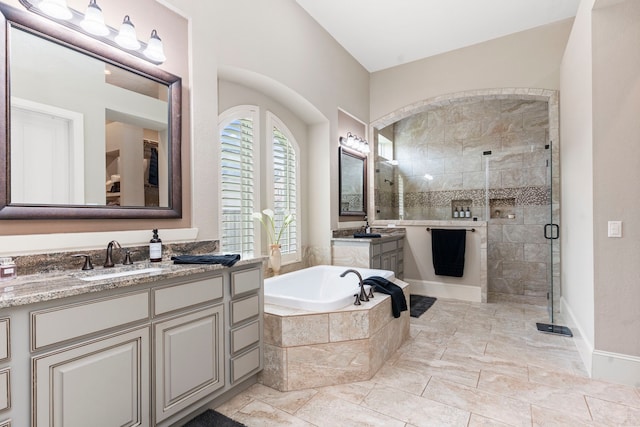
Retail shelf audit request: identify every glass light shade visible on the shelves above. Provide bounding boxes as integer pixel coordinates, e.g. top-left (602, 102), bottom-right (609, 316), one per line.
top-left (115, 15), bottom-right (140, 50)
top-left (79, 0), bottom-right (109, 36)
top-left (37, 0), bottom-right (72, 20)
top-left (143, 30), bottom-right (166, 63)
top-left (362, 142), bottom-right (370, 154)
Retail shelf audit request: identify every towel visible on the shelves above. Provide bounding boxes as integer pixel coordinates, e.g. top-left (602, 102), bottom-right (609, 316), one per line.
top-left (353, 233), bottom-right (382, 238)
top-left (171, 254), bottom-right (241, 267)
top-left (431, 228), bottom-right (466, 277)
top-left (148, 147), bottom-right (159, 186)
top-left (362, 275), bottom-right (407, 318)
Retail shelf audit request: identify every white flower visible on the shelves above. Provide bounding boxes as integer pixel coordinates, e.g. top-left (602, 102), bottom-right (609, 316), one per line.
top-left (253, 209), bottom-right (294, 245)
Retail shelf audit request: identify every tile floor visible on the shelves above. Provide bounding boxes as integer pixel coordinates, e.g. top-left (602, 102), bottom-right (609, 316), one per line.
top-left (214, 299), bottom-right (640, 426)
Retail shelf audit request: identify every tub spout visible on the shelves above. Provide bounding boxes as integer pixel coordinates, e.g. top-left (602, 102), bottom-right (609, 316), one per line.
top-left (340, 269), bottom-right (369, 303)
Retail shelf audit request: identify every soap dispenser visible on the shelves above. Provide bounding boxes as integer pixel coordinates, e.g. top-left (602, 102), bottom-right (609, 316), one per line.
top-left (364, 216), bottom-right (371, 234)
top-left (149, 229), bottom-right (162, 262)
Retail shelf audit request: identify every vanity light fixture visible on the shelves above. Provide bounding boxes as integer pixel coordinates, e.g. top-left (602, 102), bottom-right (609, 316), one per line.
top-left (79, 0), bottom-right (108, 36)
top-left (339, 132), bottom-right (370, 154)
top-left (19, 0), bottom-right (167, 64)
top-left (114, 15), bottom-right (141, 50)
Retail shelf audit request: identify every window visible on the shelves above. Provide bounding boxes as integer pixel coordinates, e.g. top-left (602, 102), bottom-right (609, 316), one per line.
top-left (219, 106), bottom-right (258, 256)
top-left (268, 113), bottom-right (299, 262)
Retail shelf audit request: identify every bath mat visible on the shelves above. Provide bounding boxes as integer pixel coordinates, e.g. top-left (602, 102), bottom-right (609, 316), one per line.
top-left (182, 409), bottom-right (247, 427)
top-left (410, 294), bottom-right (437, 318)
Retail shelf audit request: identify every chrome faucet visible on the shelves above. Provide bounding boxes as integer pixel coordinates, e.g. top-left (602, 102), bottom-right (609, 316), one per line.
top-left (104, 240), bottom-right (121, 268)
top-left (340, 269), bottom-right (369, 302)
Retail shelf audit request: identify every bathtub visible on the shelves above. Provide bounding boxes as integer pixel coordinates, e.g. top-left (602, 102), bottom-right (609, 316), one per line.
top-left (264, 265), bottom-right (394, 311)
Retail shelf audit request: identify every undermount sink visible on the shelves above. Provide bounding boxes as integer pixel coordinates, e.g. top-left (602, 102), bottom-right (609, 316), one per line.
top-left (77, 267), bottom-right (163, 282)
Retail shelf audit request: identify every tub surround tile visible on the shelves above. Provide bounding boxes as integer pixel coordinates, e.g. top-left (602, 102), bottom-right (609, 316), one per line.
top-left (261, 279), bottom-right (410, 391)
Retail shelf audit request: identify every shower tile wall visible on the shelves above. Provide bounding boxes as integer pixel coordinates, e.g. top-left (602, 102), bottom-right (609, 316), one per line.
top-left (383, 97), bottom-right (555, 306)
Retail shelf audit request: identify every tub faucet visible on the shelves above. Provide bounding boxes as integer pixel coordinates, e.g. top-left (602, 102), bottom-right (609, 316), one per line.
top-left (104, 240), bottom-right (121, 268)
top-left (340, 269), bottom-right (369, 302)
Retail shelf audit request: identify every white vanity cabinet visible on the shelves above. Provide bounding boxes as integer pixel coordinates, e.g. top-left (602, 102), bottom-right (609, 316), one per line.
top-left (0, 260), bottom-right (264, 427)
top-left (332, 233), bottom-right (404, 279)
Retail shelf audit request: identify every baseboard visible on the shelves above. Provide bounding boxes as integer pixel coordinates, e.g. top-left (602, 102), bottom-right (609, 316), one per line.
top-left (592, 350), bottom-right (640, 388)
top-left (561, 297), bottom-right (640, 387)
top-left (560, 297), bottom-right (593, 376)
top-left (406, 279), bottom-right (481, 302)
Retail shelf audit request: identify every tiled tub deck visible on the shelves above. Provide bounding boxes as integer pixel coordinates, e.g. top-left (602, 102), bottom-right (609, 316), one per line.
top-left (259, 280), bottom-right (410, 391)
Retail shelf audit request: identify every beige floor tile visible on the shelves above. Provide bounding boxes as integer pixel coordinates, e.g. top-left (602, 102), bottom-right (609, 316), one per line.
top-left (232, 399), bottom-right (316, 427)
top-left (531, 405), bottom-right (598, 426)
top-left (528, 366), bottom-right (640, 408)
top-left (394, 352), bottom-right (481, 387)
top-left (362, 384), bottom-right (471, 427)
top-left (313, 380), bottom-right (376, 405)
top-left (295, 391), bottom-right (406, 426)
top-left (586, 395), bottom-right (640, 426)
top-left (468, 413), bottom-right (521, 427)
top-left (240, 383), bottom-right (317, 414)
top-left (441, 350), bottom-right (530, 381)
top-left (478, 371), bottom-right (592, 420)
top-left (423, 377), bottom-right (531, 426)
top-left (369, 362), bottom-right (431, 396)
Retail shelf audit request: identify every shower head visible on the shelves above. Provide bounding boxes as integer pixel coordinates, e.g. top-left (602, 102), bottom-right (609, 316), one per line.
top-left (384, 179), bottom-right (394, 186)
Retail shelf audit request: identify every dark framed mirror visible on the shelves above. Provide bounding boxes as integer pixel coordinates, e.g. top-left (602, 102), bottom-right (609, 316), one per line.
top-left (338, 146), bottom-right (367, 217)
top-left (0, 2), bottom-right (182, 219)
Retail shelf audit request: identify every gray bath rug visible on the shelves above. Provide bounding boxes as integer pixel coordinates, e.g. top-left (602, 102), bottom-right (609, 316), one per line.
top-left (182, 409), bottom-right (247, 427)
top-left (410, 294), bottom-right (437, 318)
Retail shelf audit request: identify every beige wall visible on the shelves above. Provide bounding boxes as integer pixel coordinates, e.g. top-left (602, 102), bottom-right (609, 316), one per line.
top-left (592, 0), bottom-right (640, 358)
top-left (559, 0), bottom-right (596, 370)
top-left (370, 19), bottom-right (574, 123)
top-left (0, 0), bottom-right (369, 261)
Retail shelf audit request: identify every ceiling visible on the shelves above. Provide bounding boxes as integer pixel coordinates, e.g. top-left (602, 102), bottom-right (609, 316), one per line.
top-left (295, 0), bottom-right (581, 72)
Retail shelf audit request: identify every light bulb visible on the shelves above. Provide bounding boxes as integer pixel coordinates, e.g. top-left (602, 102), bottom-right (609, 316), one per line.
top-left (80, 0), bottom-right (109, 36)
top-left (37, 0), bottom-right (72, 20)
top-left (115, 15), bottom-right (141, 50)
top-left (143, 30), bottom-right (166, 63)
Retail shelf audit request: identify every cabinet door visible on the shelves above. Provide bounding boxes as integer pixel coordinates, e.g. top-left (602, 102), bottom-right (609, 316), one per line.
top-left (32, 327), bottom-right (149, 427)
top-left (154, 305), bottom-right (224, 423)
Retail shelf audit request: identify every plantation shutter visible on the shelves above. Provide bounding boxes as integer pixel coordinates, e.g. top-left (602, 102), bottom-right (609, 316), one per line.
top-left (272, 126), bottom-right (297, 255)
top-left (220, 118), bottom-right (255, 255)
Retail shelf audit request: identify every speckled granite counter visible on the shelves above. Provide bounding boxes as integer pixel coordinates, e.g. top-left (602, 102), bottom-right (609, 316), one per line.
top-left (0, 257), bottom-right (265, 308)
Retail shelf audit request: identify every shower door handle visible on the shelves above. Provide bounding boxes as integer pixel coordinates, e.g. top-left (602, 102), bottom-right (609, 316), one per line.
top-left (544, 223), bottom-right (559, 240)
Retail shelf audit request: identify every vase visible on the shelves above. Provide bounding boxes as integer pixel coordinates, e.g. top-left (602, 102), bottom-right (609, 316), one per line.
top-left (269, 244), bottom-right (282, 275)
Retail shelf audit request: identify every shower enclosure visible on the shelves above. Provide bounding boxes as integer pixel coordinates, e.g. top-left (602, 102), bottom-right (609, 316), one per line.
top-left (373, 94), bottom-right (560, 316)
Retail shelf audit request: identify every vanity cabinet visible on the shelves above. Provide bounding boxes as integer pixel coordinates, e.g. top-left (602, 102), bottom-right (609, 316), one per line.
top-left (331, 233), bottom-right (404, 279)
top-left (0, 261), bottom-right (263, 427)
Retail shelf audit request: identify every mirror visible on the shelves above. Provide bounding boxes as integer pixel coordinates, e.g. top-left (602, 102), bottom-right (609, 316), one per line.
top-left (338, 146), bottom-right (367, 216)
top-left (0, 3), bottom-right (182, 219)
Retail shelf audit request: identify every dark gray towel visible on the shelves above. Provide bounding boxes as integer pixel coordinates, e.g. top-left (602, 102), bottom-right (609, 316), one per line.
top-left (362, 275), bottom-right (407, 318)
top-left (171, 254), bottom-right (240, 267)
top-left (353, 233), bottom-right (382, 238)
top-left (431, 228), bottom-right (466, 277)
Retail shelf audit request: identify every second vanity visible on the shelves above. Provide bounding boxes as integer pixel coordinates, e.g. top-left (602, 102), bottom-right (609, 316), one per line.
top-left (331, 228), bottom-right (405, 279)
top-left (0, 253), bottom-right (264, 427)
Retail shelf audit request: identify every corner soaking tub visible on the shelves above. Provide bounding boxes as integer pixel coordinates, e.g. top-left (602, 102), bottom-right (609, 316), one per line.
top-left (264, 265), bottom-right (394, 311)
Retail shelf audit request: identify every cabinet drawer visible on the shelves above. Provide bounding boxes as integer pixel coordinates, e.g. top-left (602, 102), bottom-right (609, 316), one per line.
top-left (382, 241), bottom-right (397, 253)
top-left (231, 320), bottom-right (260, 355)
top-left (397, 238), bottom-right (404, 249)
top-left (231, 268), bottom-right (261, 297)
top-left (0, 368), bottom-right (9, 412)
top-left (230, 295), bottom-right (260, 326)
top-left (231, 347), bottom-right (260, 384)
top-left (154, 275), bottom-right (223, 315)
top-left (0, 319), bottom-right (8, 362)
top-left (31, 291), bottom-right (149, 350)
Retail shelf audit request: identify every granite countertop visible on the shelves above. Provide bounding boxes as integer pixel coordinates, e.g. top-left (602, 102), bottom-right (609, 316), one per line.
top-left (331, 229), bottom-right (406, 243)
top-left (0, 256), bottom-right (265, 309)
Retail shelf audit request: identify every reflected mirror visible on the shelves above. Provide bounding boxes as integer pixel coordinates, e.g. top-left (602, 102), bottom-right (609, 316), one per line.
top-left (0, 3), bottom-right (182, 219)
top-left (339, 146), bottom-right (366, 216)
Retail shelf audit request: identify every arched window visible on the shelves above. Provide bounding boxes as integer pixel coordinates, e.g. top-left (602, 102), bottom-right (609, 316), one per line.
top-left (267, 112), bottom-right (300, 262)
top-left (218, 106), bottom-right (259, 256)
